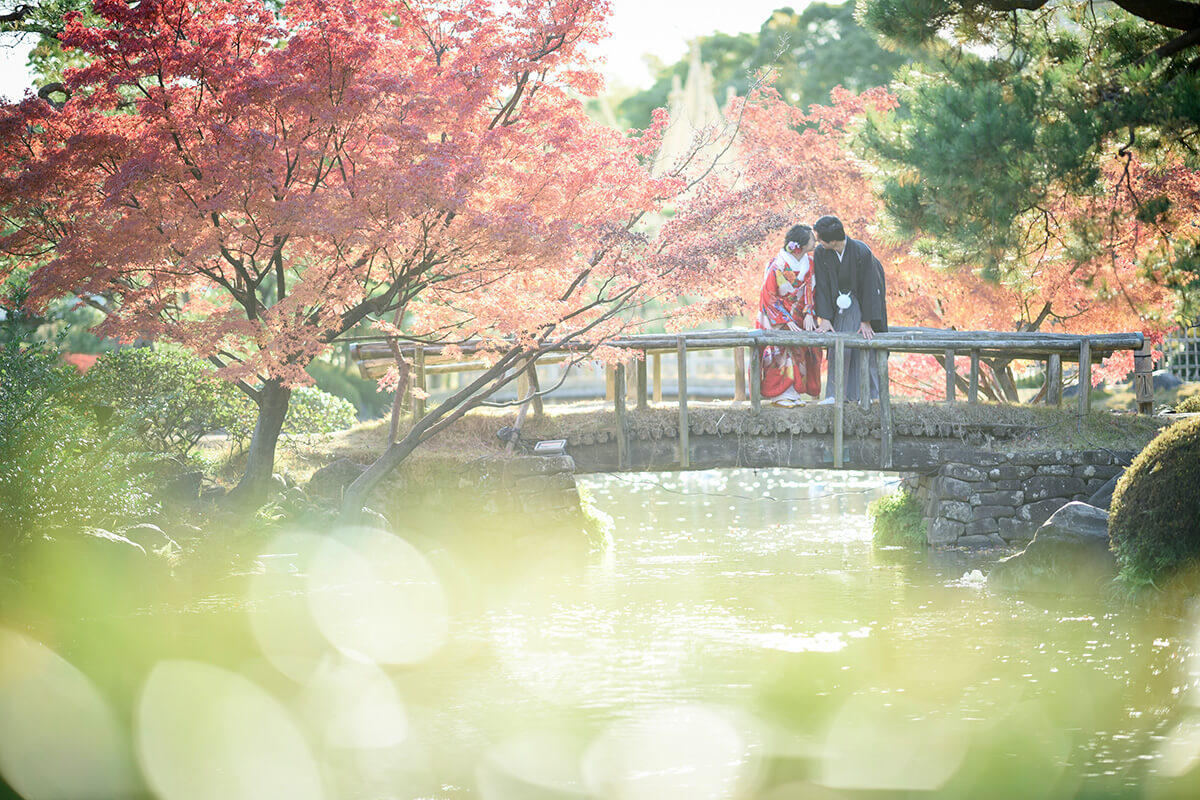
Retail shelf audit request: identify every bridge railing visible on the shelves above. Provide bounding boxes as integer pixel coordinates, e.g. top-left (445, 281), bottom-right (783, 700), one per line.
top-left (348, 327), bottom-right (1150, 469)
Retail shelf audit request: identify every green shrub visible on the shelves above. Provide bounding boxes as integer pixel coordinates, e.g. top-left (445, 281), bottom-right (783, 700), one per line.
top-left (0, 338), bottom-right (158, 547)
top-left (84, 347), bottom-right (246, 457)
top-left (869, 488), bottom-right (927, 548)
top-left (307, 356), bottom-right (392, 418)
top-left (1175, 394), bottom-right (1200, 414)
top-left (1109, 415), bottom-right (1200, 586)
top-left (282, 386), bottom-right (358, 435)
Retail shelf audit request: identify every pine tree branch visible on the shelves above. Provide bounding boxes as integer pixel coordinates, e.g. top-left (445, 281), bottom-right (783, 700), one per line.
top-left (1111, 0), bottom-right (1200, 31)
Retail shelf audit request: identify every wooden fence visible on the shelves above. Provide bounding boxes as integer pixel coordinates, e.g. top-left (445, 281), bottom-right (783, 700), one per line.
top-left (1164, 328), bottom-right (1200, 382)
top-left (349, 327), bottom-right (1149, 470)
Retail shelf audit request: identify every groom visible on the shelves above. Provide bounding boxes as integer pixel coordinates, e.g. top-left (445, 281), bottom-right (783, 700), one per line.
top-left (812, 215), bottom-right (888, 403)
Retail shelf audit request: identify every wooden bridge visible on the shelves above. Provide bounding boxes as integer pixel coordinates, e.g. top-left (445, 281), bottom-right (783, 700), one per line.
top-left (350, 327), bottom-right (1152, 474)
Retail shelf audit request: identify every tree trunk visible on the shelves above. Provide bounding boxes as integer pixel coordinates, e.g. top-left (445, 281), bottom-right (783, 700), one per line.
top-left (339, 430), bottom-right (422, 523)
top-left (227, 380), bottom-right (291, 508)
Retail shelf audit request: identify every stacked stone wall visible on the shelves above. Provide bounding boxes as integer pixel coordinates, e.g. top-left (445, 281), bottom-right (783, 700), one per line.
top-left (912, 450), bottom-right (1130, 547)
top-left (378, 454), bottom-right (593, 551)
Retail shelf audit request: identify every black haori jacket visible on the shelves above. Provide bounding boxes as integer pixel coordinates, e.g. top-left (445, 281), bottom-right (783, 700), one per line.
top-left (813, 237), bottom-right (888, 332)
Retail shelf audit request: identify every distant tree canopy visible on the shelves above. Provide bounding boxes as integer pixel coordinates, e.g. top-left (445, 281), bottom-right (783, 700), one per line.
top-left (616, 2), bottom-right (912, 129)
top-left (858, 0), bottom-right (1200, 320)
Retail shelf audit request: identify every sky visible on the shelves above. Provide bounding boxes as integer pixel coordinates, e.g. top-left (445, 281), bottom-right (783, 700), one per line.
top-left (0, 0), bottom-right (803, 101)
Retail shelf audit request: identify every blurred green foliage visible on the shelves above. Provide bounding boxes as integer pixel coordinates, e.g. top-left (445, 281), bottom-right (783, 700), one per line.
top-left (616, 2), bottom-right (913, 130)
top-left (0, 335), bottom-right (158, 547)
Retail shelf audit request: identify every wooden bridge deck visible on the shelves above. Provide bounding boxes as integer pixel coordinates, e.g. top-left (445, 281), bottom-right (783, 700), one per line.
top-left (347, 326), bottom-right (1153, 472)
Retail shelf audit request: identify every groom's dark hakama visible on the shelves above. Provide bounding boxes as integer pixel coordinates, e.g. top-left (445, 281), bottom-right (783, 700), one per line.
top-left (814, 239), bottom-right (888, 402)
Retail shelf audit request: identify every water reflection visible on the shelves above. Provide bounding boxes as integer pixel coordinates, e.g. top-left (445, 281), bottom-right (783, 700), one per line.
top-left (1, 467), bottom-right (1199, 798)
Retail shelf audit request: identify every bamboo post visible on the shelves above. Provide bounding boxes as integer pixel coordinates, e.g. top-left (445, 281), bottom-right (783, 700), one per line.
top-left (834, 337), bottom-right (845, 468)
top-left (1047, 353), bottom-right (1063, 407)
top-left (858, 345), bottom-right (871, 411)
top-left (734, 347), bottom-right (747, 402)
top-left (636, 352), bottom-right (649, 410)
top-left (750, 346), bottom-right (762, 413)
top-left (677, 340), bottom-right (689, 468)
top-left (944, 348), bottom-right (956, 404)
top-left (1134, 343), bottom-right (1154, 414)
top-left (412, 348), bottom-right (426, 421)
top-left (615, 362), bottom-right (629, 469)
top-left (878, 349), bottom-right (893, 469)
top-left (652, 353), bottom-right (663, 403)
top-left (968, 350), bottom-right (980, 404)
top-left (1078, 339), bottom-right (1092, 415)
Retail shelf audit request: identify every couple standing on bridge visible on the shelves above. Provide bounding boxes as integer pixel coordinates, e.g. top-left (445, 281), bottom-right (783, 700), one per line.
top-left (756, 216), bottom-right (889, 408)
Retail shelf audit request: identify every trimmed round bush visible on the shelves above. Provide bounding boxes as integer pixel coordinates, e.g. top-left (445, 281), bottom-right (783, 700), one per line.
top-left (283, 386), bottom-right (358, 435)
top-left (1175, 394), bottom-right (1200, 414)
top-left (1109, 416), bottom-right (1200, 584)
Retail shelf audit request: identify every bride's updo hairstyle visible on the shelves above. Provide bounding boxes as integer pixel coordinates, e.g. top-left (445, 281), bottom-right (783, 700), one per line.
top-left (784, 224), bottom-right (813, 253)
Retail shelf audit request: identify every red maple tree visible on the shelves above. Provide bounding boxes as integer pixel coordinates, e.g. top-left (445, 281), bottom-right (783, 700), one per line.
top-left (0, 0), bottom-right (828, 507)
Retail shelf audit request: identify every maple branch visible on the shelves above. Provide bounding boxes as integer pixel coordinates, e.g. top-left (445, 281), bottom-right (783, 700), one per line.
top-left (207, 355), bottom-right (260, 401)
top-left (272, 234), bottom-right (288, 300)
top-left (36, 82), bottom-right (69, 109)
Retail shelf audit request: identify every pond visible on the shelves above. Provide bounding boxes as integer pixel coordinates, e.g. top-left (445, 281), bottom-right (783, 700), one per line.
top-left (2, 469), bottom-right (1199, 799)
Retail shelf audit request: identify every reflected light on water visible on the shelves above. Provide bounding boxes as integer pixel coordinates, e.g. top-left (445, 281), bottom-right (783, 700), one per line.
top-left (297, 656), bottom-right (409, 749)
top-left (248, 530), bottom-right (335, 682)
top-left (477, 729), bottom-right (590, 798)
top-left (135, 660), bottom-right (324, 800)
top-left (818, 693), bottom-right (968, 791)
top-left (0, 628), bottom-right (139, 799)
top-left (9, 467), bottom-right (1200, 797)
top-left (307, 525), bottom-right (448, 665)
top-left (581, 704), bottom-right (756, 800)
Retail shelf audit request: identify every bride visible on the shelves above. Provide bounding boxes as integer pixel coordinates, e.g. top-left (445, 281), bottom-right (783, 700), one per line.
top-left (755, 224), bottom-right (822, 407)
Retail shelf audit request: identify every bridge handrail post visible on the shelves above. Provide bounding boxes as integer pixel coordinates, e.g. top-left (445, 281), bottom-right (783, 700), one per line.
top-left (750, 337), bottom-right (762, 413)
top-left (834, 336), bottom-right (845, 468)
top-left (1046, 353), bottom-right (1063, 406)
top-left (652, 353), bottom-right (663, 403)
top-left (624, 354), bottom-right (638, 406)
top-left (614, 362), bottom-right (629, 469)
top-left (858, 341), bottom-right (871, 411)
top-left (636, 351), bottom-right (649, 410)
top-left (530, 359), bottom-right (544, 417)
top-left (1134, 342), bottom-right (1154, 414)
top-left (734, 347), bottom-right (747, 402)
top-left (944, 348), bottom-right (956, 405)
top-left (968, 350), bottom-right (980, 404)
top-left (878, 348), bottom-right (892, 469)
top-left (677, 339), bottom-right (690, 469)
top-left (1078, 339), bottom-right (1092, 415)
